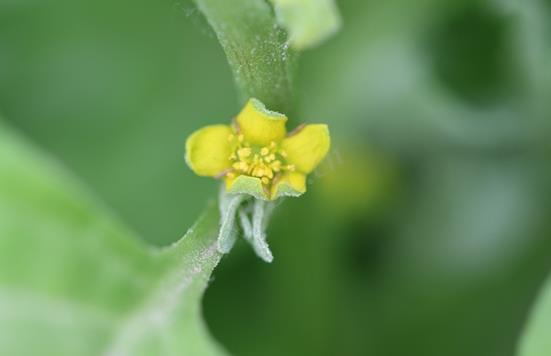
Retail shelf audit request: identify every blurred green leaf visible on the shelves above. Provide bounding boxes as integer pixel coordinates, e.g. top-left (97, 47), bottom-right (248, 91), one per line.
top-left (270, 0), bottom-right (341, 49)
top-left (192, 0), bottom-right (296, 113)
top-left (518, 274), bottom-right (551, 356)
top-left (0, 121), bottom-right (225, 356)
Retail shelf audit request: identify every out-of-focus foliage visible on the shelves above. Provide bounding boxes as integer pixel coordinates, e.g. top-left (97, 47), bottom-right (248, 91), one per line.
top-left (205, 1), bottom-right (551, 356)
top-left (270, 0), bottom-right (341, 49)
top-left (0, 122), bottom-right (224, 355)
top-left (519, 275), bottom-right (551, 356)
top-left (0, 0), bottom-right (300, 354)
top-left (0, 0), bottom-right (235, 246)
top-left (1, 0), bottom-right (551, 356)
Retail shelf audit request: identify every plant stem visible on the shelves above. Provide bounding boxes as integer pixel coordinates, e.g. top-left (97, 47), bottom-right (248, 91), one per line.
top-left (193, 0), bottom-right (296, 114)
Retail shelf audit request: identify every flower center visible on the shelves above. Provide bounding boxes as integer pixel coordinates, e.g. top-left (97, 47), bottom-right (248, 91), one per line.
top-left (227, 134), bottom-right (294, 186)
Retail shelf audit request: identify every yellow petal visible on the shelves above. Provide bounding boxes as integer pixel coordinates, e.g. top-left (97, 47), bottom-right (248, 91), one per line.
top-left (185, 125), bottom-right (233, 177)
top-left (225, 175), bottom-right (270, 200)
top-left (271, 172), bottom-right (307, 200)
top-left (281, 124), bottom-right (330, 174)
top-left (236, 98), bottom-right (287, 145)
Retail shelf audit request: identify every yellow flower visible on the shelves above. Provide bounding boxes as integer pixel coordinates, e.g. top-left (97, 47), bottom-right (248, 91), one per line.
top-left (185, 98), bottom-right (331, 200)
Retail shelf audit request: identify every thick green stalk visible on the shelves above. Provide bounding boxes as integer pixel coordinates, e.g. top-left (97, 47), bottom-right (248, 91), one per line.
top-left (193, 0), bottom-right (296, 114)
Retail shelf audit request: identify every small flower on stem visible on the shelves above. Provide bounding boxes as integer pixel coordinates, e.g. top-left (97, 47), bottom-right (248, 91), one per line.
top-left (185, 98), bottom-right (330, 261)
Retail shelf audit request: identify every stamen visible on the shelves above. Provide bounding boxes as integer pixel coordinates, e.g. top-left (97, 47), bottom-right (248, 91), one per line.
top-left (227, 136), bottom-right (291, 188)
top-left (233, 161), bottom-right (249, 172)
top-left (237, 147), bottom-right (251, 158)
top-left (271, 160), bottom-right (282, 172)
top-left (254, 167), bottom-right (265, 177)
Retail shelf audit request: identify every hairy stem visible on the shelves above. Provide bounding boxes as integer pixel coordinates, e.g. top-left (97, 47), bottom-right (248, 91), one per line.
top-left (192, 0), bottom-right (296, 114)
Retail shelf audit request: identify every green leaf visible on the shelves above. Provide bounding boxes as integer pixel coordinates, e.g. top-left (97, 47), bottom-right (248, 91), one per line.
top-left (518, 274), bottom-right (551, 356)
top-left (0, 121), bottom-right (226, 356)
top-left (192, 0), bottom-right (296, 113)
top-left (269, 0), bottom-right (341, 50)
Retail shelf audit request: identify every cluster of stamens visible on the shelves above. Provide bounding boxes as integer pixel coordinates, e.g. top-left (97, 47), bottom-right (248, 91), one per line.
top-left (227, 133), bottom-right (294, 186)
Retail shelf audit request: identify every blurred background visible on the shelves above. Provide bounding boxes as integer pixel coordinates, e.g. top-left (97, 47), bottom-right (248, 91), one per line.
top-left (1, 0), bottom-right (551, 355)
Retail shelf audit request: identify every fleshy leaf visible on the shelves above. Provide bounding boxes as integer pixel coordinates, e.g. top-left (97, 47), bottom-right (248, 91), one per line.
top-left (251, 199), bottom-right (273, 263)
top-left (0, 121), bottom-right (226, 356)
top-left (269, 0), bottom-right (341, 49)
top-left (217, 190), bottom-right (246, 253)
top-left (238, 207), bottom-right (254, 242)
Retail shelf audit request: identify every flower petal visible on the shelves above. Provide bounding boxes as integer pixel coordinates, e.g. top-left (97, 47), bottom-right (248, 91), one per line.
top-left (185, 125), bottom-right (233, 177)
top-left (225, 175), bottom-right (270, 200)
top-left (236, 98), bottom-right (287, 145)
top-left (281, 124), bottom-right (330, 174)
top-left (272, 172), bottom-right (307, 200)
